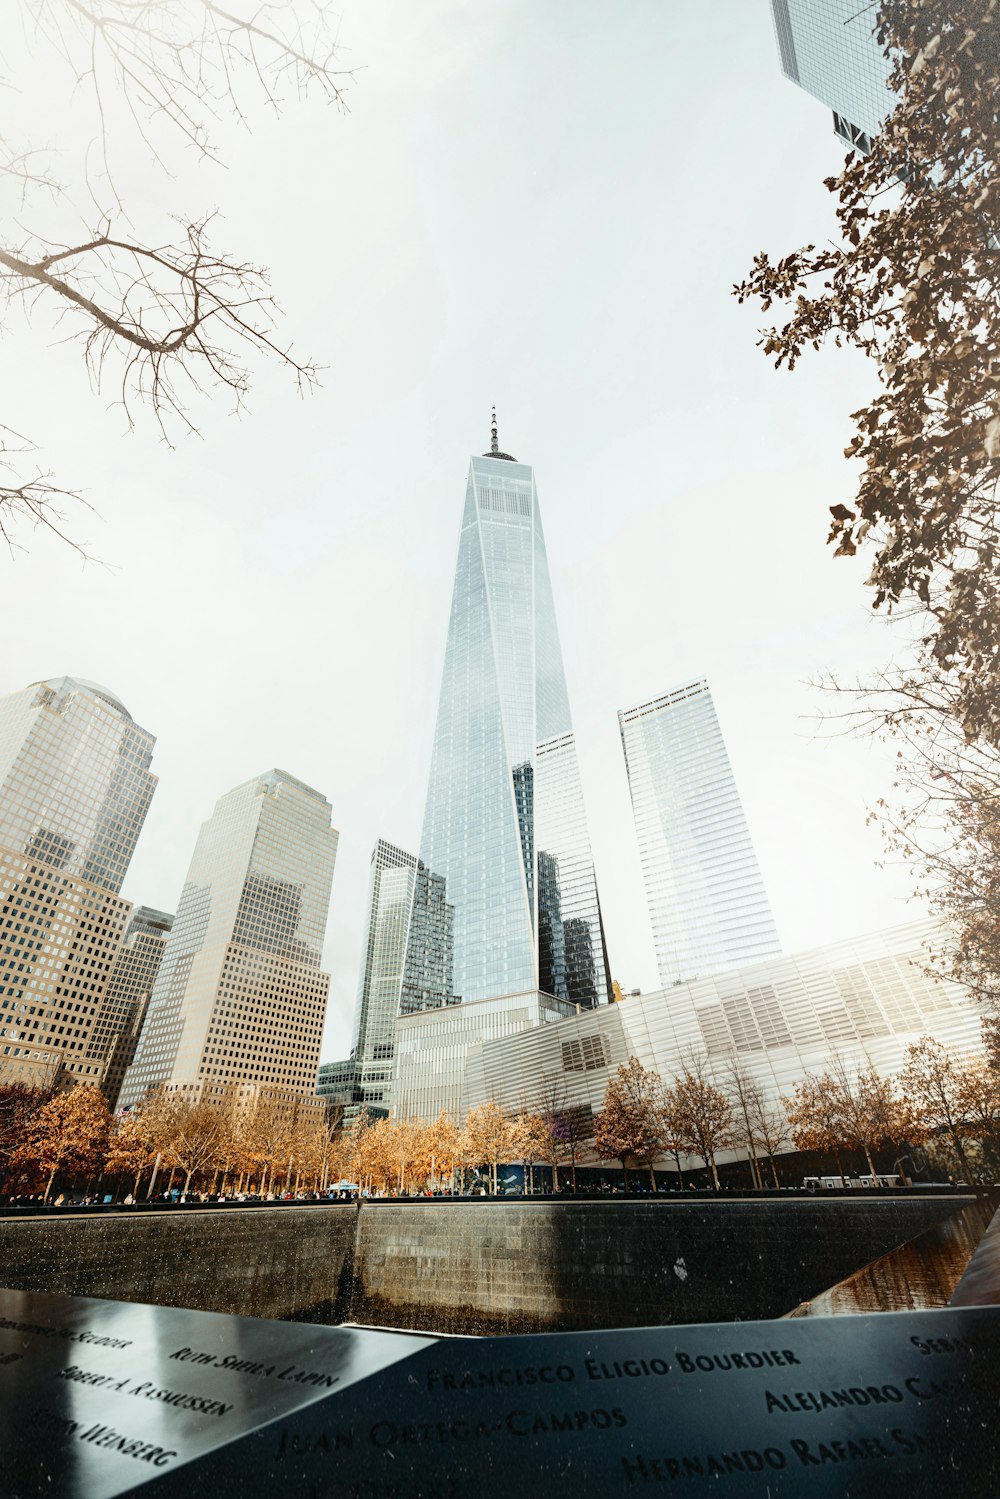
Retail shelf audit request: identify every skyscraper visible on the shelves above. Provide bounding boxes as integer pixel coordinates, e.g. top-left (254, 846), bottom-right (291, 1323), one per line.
top-left (770, 0), bottom-right (895, 153)
top-left (120, 769), bottom-right (338, 1108)
top-left (619, 679), bottom-right (780, 988)
top-left (327, 838), bottom-right (457, 1120)
top-left (94, 906), bottom-right (174, 1110)
top-left (0, 677), bottom-right (157, 1089)
top-left (413, 414), bottom-right (610, 1010)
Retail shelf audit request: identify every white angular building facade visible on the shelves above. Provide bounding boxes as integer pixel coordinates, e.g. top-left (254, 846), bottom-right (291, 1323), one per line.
top-left (395, 921), bottom-right (985, 1156)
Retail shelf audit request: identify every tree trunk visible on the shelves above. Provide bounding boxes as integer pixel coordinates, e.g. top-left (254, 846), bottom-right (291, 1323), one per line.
top-left (552, 1157), bottom-right (560, 1193)
top-left (147, 1152), bottom-right (162, 1200)
top-left (834, 1150), bottom-right (847, 1188)
top-left (672, 1150), bottom-right (685, 1190)
top-left (166, 1167), bottom-right (177, 1196)
top-left (620, 1157), bottom-right (629, 1191)
top-left (706, 1152), bottom-right (720, 1191)
top-left (184, 1168), bottom-right (193, 1194)
top-left (752, 1148), bottom-right (763, 1189)
top-left (862, 1145), bottom-right (879, 1184)
top-left (647, 1161), bottom-right (657, 1192)
top-left (45, 1166), bottom-right (57, 1202)
top-left (769, 1154), bottom-right (780, 1189)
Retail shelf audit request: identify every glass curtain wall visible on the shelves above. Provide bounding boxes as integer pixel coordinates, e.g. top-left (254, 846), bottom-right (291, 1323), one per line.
top-left (415, 446), bottom-right (610, 1008)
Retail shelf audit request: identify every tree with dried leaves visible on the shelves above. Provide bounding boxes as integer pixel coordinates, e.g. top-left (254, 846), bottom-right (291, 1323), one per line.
top-left (105, 1108), bottom-right (156, 1198)
top-left (463, 1101), bottom-right (510, 1196)
top-left (17, 1085), bottom-right (111, 1199)
top-left (900, 1034), bottom-right (974, 1180)
top-left (955, 1057), bottom-right (1000, 1175)
top-left (667, 1059), bottom-right (735, 1192)
top-left (2, 1), bottom-right (353, 554)
top-left (736, 1), bottom-right (1000, 747)
top-left (508, 1110), bottom-right (549, 1195)
top-left (784, 1072), bottom-right (851, 1186)
top-left (718, 1055), bottom-right (768, 1189)
top-left (594, 1056), bottom-right (670, 1190)
top-left (0, 1082), bottom-right (53, 1191)
top-left (738, 2), bottom-right (1000, 1014)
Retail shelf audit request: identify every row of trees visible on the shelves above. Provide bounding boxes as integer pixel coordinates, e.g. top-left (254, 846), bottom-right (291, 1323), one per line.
top-left (0, 1085), bottom-right (347, 1202)
top-left (3, 1031), bottom-right (998, 1201)
top-left (595, 1035), bottom-right (1000, 1190)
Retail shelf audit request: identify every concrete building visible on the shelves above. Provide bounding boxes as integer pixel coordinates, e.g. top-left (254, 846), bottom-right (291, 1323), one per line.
top-left (0, 677), bottom-right (157, 1089)
top-left (395, 921), bottom-right (984, 1166)
top-left (94, 906), bottom-right (174, 1110)
top-left (619, 679), bottom-right (780, 987)
top-left (770, 0), bottom-right (895, 153)
top-left (120, 769), bottom-right (338, 1108)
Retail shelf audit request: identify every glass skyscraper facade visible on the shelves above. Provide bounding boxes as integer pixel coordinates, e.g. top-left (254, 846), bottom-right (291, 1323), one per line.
top-left (619, 679), bottom-right (780, 988)
top-left (770, 0), bottom-right (895, 151)
top-left (336, 837), bottom-right (457, 1117)
top-left (413, 421), bottom-right (610, 1009)
top-left (93, 905), bottom-right (173, 1110)
top-left (120, 769), bottom-right (338, 1107)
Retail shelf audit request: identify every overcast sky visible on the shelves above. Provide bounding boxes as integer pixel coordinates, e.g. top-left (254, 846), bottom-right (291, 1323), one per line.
top-left (0, 1), bottom-right (917, 1062)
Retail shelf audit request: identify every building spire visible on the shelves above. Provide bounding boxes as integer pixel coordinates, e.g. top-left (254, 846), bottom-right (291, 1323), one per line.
top-left (481, 404), bottom-right (516, 462)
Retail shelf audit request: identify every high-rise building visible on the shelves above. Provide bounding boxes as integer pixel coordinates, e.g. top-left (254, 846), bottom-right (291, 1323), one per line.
top-left (619, 679), bottom-right (780, 988)
top-left (770, 0), bottom-right (895, 153)
top-left (322, 838), bottom-right (458, 1121)
top-left (0, 677), bottom-right (157, 1089)
top-left (93, 906), bottom-right (174, 1110)
top-left (119, 769), bottom-right (338, 1108)
top-left (412, 414), bottom-right (611, 1011)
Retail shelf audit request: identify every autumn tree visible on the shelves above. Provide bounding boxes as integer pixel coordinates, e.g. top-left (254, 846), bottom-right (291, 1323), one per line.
top-left (533, 1078), bottom-right (573, 1193)
top-left (426, 1110), bottom-right (459, 1192)
top-left (594, 1057), bottom-right (669, 1191)
top-left (784, 1073), bottom-right (851, 1186)
top-left (719, 1055), bottom-right (767, 1189)
top-left (737, 3), bottom-right (1000, 1008)
top-left (901, 1035), bottom-right (974, 1179)
top-left (1, 2), bottom-right (354, 553)
top-left (736, 1), bottom-right (1000, 745)
top-left (105, 1109), bottom-right (156, 1199)
top-left (508, 1110), bottom-right (549, 1195)
top-left (463, 1101), bottom-right (511, 1195)
top-left (18, 1086), bottom-right (111, 1200)
top-left (667, 1059), bottom-right (734, 1192)
top-left (956, 1058), bottom-right (1000, 1176)
top-left (0, 1082), bottom-right (52, 1193)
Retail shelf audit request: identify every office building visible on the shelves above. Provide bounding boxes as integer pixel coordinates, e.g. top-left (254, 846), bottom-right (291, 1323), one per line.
top-left (0, 676), bottom-right (157, 1089)
top-left (411, 414), bottom-right (611, 1011)
top-left (93, 906), bottom-right (174, 1110)
top-left (770, 0), bottom-right (895, 152)
top-left (405, 921), bottom-right (983, 1151)
top-left (333, 838), bottom-right (458, 1120)
top-left (120, 769), bottom-right (338, 1108)
top-left (619, 679), bottom-right (780, 988)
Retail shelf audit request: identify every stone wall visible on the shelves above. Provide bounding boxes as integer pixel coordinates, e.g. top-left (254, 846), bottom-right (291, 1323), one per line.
top-left (0, 1203), bottom-right (358, 1323)
top-left (0, 1195), bottom-right (978, 1334)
